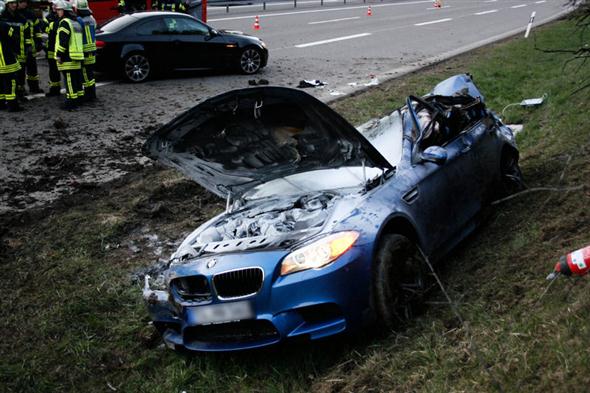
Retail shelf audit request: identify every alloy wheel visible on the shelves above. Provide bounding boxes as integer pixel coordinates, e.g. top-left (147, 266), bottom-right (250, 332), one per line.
top-left (240, 48), bottom-right (262, 74)
top-left (124, 54), bottom-right (150, 83)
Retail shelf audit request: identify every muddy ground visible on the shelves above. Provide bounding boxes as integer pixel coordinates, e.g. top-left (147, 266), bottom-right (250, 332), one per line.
top-left (0, 54), bottom-right (402, 217)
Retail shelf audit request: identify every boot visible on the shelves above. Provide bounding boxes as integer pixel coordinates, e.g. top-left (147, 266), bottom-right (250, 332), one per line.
top-left (0, 100), bottom-right (6, 110)
top-left (7, 100), bottom-right (23, 112)
top-left (16, 86), bottom-right (27, 102)
top-left (45, 86), bottom-right (61, 97)
top-left (28, 79), bottom-right (44, 94)
top-left (84, 87), bottom-right (97, 102)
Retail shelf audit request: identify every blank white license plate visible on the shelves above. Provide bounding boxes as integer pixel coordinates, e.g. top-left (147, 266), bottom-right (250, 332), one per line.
top-left (195, 301), bottom-right (254, 325)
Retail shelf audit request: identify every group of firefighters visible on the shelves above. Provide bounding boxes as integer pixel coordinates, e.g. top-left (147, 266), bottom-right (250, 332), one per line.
top-left (0, 0), bottom-right (96, 111)
top-left (118, 0), bottom-right (197, 16)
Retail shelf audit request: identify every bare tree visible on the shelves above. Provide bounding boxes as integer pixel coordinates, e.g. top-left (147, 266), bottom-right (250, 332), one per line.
top-left (535, 0), bottom-right (590, 93)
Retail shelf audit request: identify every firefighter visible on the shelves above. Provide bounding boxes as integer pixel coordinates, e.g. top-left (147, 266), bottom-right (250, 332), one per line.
top-left (0, 0), bottom-right (23, 111)
top-left (2, 0), bottom-right (26, 99)
top-left (55, 0), bottom-right (83, 109)
top-left (44, 0), bottom-right (60, 96)
top-left (160, 0), bottom-right (187, 13)
top-left (17, 0), bottom-right (43, 93)
top-left (74, 0), bottom-right (95, 101)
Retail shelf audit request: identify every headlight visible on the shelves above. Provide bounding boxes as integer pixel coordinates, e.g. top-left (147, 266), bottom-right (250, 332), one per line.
top-left (280, 231), bottom-right (359, 276)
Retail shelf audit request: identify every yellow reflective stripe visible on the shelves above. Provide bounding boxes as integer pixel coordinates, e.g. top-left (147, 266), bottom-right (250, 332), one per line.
top-left (0, 63), bottom-right (22, 73)
top-left (49, 81), bottom-right (61, 87)
top-left (57, 27), bottom-right (70, 35)
top-left (6, 79), bottom-right (17, 100)
top-left (65, 72), bottom-right (75, 99)
top-left (57, 61), bottom-right (82, 71)
top-left (0, 44), bottom-right (4, 67)
top-left (26, 75), bottom-right (40, 81)
top-left (83, 56), bottom-right (96, 65)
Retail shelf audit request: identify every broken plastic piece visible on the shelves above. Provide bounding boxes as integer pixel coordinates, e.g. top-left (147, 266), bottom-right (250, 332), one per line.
top-left (520, 93), bottom-right (546, 107)
top-left (297, 79), bottom-right (326, 88)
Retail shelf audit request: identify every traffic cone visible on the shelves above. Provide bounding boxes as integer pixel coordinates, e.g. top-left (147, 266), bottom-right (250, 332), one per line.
top-left (253, 15), bottom-right (260, 30)
top-left (367, 6), bottom-right (372, 16)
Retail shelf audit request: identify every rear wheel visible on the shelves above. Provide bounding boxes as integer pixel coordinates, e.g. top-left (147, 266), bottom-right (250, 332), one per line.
top-left (122, 52), bottom-right (151, 83)
top-left (372, 234), bottom-right (431, 329)
top-left (238, 47), bottom-right (262, 74)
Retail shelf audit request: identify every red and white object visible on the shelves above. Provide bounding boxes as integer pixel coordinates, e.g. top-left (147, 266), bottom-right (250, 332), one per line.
top-left (552, 245), bottom-right (590, 277)
top-left (367, 6), bottom-right (372, 16)
top-left (253, 15), bottom-right (260, 30)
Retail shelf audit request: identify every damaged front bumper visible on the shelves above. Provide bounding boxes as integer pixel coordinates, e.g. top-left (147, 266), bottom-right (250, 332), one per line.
top-left (143, 247), bottom-right (372, 352)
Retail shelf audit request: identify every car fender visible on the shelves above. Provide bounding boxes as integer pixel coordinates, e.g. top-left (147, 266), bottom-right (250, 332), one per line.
top-left (374, 212), bottom-right (426, 259)
top-left (120, 43), bottom-right (146, 59)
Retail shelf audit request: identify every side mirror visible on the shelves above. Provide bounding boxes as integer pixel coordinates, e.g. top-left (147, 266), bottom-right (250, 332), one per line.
top-left (420, 146), bottom-right (447, 165)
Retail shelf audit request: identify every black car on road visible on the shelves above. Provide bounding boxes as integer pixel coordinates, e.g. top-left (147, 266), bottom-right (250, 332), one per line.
top-left (95, 11), bottom-right (269, 82)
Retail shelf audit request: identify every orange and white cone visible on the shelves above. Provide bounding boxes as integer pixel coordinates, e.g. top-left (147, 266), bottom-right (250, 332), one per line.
top-left (253, 15), bottom-right (260, 30)
top-left (367, 6), bottom-right (372, 16)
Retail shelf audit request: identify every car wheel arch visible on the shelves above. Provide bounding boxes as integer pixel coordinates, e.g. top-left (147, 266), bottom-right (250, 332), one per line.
top-left (120, 43), bottom-right (146, 60)
top-left (375, 215), bottom-right (422, 255)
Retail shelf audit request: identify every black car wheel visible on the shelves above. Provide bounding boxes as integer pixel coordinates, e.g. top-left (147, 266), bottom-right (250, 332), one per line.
top-left (239, 47), bottom-right (262, 75)
top-left (123, 52), bottom-right (151, 83)
top-left (499, 149), bottom-right (525, 197)
top-left (373, 234), bottom-right (431, 328)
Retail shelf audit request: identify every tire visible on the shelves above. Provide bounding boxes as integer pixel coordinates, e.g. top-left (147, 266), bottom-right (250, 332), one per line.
top-left (238, 47), bottom-right (263, 75)
top-left (122, 52), bottom-right (151, 83)
top-left (372, 234), bottom-right (431, 329)
top-left (498, 149), bottom-right (525, 197)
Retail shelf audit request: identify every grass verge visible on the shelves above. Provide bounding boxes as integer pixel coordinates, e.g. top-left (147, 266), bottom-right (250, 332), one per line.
top-left (1, 16), bottom-right (589, 392)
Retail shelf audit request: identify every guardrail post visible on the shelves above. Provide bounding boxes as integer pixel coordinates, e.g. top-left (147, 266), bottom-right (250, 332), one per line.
top-left (321, 0), bottom-right (323, 5)
top-left (294, 0), bottom-right (297, 7)
top-left (263, 1), bottom-right (266, 10)
top-left (226, 5), bottom-right (229, 12)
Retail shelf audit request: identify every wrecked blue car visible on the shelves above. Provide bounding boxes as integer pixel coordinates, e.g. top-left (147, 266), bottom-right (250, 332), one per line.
top-left (142, 74), bottom-right (522, 352)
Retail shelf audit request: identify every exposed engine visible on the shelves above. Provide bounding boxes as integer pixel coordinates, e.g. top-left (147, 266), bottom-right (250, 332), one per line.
top-left (196, 193), bottom-right (336, 245)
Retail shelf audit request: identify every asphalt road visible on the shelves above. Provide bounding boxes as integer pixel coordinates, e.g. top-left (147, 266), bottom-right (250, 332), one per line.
top-left (206, 0), bottom-right (567, 98)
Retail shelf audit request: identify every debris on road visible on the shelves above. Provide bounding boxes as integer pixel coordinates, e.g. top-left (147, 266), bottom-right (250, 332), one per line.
top-left (297, 79), bottom-right (326, 88)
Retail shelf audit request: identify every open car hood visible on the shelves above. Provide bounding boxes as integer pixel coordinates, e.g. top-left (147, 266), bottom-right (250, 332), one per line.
top-left (144, 87), bottom-right (393, 198)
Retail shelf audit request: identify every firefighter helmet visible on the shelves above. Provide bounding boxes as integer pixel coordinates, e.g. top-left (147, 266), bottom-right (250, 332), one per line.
top-left (5, 0), bottom-right (17, 4)
top-left (75, 0), bottom-right (89, 10)
top-left (55, 0), bottom-right (72, 10)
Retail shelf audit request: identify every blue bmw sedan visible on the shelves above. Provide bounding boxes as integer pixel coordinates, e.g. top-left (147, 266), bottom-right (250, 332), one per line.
top-left (142, 74), bottom-right (522, 351)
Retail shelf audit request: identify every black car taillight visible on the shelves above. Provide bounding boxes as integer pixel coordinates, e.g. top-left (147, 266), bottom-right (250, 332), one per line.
top-left (96, 40), bottom-right (106, 48)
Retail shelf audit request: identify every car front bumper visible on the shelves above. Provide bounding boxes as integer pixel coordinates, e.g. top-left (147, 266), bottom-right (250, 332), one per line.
top-left (145, 244), bottom-right (372, 352)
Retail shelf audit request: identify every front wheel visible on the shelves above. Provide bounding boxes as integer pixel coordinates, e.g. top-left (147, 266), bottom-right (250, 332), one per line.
top-left (372, 234), bottom-right (432, 329)
top-left (122, 52), bottom-right (151, 83)
top-left (238, 47), bottom-right (262, 75)
top-left (498, 149), bottom-right (525, 197)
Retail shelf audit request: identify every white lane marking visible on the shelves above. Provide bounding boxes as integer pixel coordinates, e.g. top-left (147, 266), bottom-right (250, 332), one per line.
top-left (511, 4), bottom-right (527, 8)
top-left (483, 0), bottom-right (497, 2)
top-left (427, 5), bottom-right (450, 10)
top-left (475, 9), bottom-right (498, 15)
top-left (535, 0), bottom-right (546, 3)
top-left (295, 32), bottom-right (371, 48)
top-left (414, 17), bottom-right (452, 26)
top-left (209, 0), bottom-right (432, 22)
top-left (308, 16), bottom-right (360, 25)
